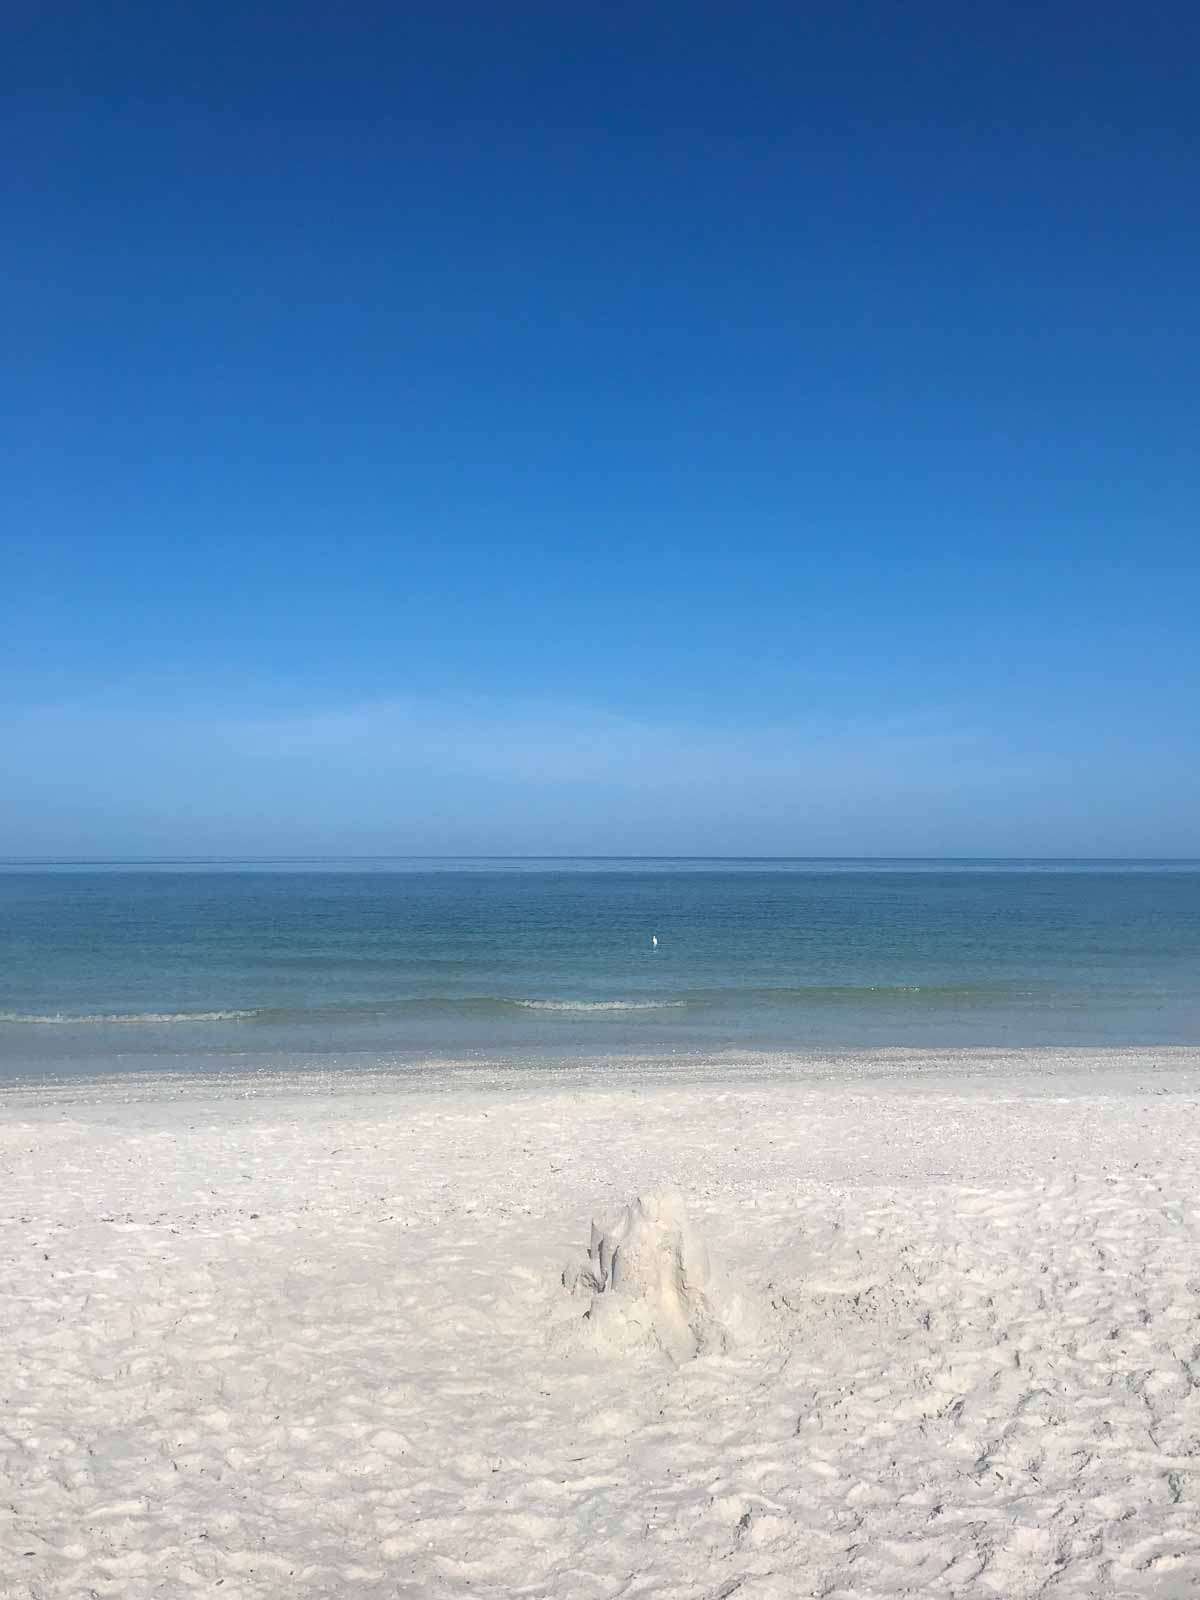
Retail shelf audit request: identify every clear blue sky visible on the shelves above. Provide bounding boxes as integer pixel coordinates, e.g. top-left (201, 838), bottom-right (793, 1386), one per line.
top-left (4, 2), bottom-right (1198, 856)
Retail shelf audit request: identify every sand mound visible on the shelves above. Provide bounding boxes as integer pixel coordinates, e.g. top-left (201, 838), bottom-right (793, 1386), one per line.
top-left (564, 1188), bottom-right (750, 1360)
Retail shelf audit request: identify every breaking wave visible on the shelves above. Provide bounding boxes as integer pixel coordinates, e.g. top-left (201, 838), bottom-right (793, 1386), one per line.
top-left (0, 986), bottom-right (1020, 1029)
top-left (0, 998), bottom-right (685, 1025)
top-left (0, 1009), bottom-right (257, 1025)
top-left (511, 998), bottom-right (687, 1012)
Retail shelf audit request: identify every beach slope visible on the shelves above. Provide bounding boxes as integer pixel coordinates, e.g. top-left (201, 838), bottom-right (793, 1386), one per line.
top-left (2, 1050), bottom-right (1199, 1599)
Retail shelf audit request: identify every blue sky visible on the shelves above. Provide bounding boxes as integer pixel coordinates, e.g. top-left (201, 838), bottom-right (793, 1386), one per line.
top-left (3, 2), bottom-right (1198, 855)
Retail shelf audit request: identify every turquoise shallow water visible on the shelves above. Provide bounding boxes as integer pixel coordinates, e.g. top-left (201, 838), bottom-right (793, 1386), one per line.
top-left (1, 860), bottom-right (1198, 1080)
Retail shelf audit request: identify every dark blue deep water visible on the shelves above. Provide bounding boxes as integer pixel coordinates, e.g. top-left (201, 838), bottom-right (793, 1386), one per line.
top-left (1, 860), bottom-right (1198, 1079)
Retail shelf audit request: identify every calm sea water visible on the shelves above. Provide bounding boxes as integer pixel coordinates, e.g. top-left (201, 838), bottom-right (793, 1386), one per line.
top-left (1, 860), bottom-right (1198, 1080)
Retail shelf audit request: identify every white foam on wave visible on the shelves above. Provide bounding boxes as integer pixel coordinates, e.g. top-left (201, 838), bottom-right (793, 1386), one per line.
top-left (512, 998), bottom-right (687, 1013)
top-left (0, 1010), bottom-right (256, 1025)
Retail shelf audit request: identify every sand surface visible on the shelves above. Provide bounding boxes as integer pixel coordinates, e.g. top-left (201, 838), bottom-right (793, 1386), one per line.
top-left (2, 1048), bottom-right (1200, 1599)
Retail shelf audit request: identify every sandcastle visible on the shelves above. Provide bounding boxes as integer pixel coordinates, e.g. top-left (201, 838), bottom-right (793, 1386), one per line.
top-left (564, 1189), bottom-right (748, 1360)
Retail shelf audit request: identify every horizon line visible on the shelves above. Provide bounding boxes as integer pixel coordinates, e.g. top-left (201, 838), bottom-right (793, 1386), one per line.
top-left (3, 854), bottom-right (1200, 866)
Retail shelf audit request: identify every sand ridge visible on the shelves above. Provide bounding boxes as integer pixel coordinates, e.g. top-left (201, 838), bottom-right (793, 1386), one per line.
top-left (1, 1051), bottom-right (1199, 1598)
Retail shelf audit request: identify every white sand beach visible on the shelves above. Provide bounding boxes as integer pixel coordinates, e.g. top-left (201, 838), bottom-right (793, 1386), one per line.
top-left (3, 1048), bottom-right (1200, 1599)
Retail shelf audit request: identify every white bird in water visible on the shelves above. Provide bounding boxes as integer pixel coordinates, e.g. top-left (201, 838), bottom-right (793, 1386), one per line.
top-left (651, 933), bottom-right (658, 949)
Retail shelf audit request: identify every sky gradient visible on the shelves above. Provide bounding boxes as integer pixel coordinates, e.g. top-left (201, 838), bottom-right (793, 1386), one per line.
top-left (4, 3), bottom-right (1199, 855)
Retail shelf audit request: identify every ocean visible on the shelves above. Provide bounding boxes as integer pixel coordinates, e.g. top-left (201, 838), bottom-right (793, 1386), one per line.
top-left (1, 859), bottom-right (1198, 1082)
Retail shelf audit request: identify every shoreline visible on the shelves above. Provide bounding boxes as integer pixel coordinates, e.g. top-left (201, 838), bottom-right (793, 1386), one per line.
top-left (3, 1041), bottom-right (1200, 1110)
top-left (4, 1050), bottom-right (1199, 1597)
